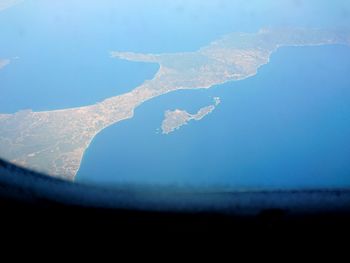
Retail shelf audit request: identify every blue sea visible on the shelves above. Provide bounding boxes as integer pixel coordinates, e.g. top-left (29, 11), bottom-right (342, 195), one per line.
top-left (0, 0), bottom-right (350, 190)
top-left (78, 45), bottom-right (350, 190)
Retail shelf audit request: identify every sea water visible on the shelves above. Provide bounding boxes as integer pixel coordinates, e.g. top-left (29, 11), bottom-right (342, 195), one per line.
top-left (1, 1), bottom-right (350, 189)
top-left (1, 0), bottom-right (350, 112)
top-left (78, 45), bottom-right (350, 190)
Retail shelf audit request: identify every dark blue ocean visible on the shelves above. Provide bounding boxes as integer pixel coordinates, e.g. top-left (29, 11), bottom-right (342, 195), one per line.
top-left (78, 45), bottom-right (350, 190)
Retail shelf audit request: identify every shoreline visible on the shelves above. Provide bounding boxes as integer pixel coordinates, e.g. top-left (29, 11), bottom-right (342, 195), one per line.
top-left (74, 43), bottom-right (350, 180)
top-left (1, 28), bottom-right (349, 180)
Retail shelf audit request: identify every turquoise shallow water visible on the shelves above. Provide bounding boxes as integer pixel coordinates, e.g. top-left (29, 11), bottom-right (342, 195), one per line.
top-left (78, 45), bottom-right (350, 190)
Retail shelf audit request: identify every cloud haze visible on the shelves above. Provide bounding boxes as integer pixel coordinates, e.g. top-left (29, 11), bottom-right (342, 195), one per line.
top-left (0, 59), bottom-right (10, 69)
top-left (0, 0), bottom-right (23, 11)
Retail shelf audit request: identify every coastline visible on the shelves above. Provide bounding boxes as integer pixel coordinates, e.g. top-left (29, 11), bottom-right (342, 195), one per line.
top-left (1, 28), bottom-right (349, 180)
top-left (74, 43), bottom-right (347, 180)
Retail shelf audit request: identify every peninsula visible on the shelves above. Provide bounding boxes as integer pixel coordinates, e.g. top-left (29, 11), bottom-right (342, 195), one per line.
top-left (0, 28), bottom-right (349, 180)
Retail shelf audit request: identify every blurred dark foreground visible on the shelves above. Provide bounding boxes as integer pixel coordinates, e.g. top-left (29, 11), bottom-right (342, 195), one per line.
top-left (1, 158), bottom-right (350, 237)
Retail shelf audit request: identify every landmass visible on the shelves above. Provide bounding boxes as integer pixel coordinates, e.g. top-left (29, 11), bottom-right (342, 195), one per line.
top-left (0, 28), bottom-right (349, 180)
top-left (161, 97), bottom-right (220, 134)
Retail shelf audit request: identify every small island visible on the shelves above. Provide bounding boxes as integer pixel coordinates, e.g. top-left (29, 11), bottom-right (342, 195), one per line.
top-left (162, 97), bottom-right (221, 134)
top-left (0, 28), bottom-right (349, 180)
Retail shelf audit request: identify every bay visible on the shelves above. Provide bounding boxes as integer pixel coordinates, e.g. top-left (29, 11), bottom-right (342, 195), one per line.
top-left (78, 45), bottom-right (350, 190)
